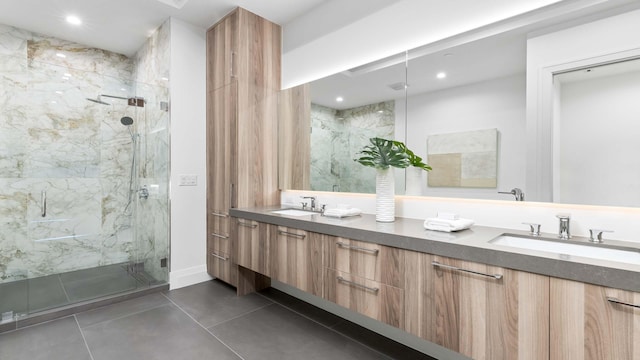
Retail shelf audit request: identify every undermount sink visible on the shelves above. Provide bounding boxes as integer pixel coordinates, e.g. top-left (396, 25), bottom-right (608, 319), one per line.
top-left (490, 234), bottom-right (640, 265)
top-left (270, 209), bottom-right (316, 217)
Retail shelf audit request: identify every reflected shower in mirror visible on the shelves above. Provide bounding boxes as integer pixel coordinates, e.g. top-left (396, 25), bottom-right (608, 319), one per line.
top-left (553, 58), bottom-right (640, 207)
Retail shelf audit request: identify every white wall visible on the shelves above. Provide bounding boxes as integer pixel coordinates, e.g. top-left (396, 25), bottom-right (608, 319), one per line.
top-left (405, 74), bottom-right (526, 199)
top-left (557, 71), bottom-right (640, 207)
top-left (168, 18), bottom-right (211, 289)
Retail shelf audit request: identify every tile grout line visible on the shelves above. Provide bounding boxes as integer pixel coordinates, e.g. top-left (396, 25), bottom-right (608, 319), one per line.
top-left (73, 315), bottom-right (96, 360)
top-left (160, 292), bottom-right (249, 360)
top-left (255, 293), bottom-right (397, 360)
top-left (79, 302), bottom-right (172, 330)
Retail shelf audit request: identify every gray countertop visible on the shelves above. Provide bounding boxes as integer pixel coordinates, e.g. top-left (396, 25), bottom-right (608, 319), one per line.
top-left (230, 207), bottom-right (640, 293)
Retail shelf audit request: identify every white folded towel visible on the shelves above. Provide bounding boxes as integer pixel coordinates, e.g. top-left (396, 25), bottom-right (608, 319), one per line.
top-left (323, 207), bottom-right (362, 218)
top-left (423, 217), bottom-right (474, 232)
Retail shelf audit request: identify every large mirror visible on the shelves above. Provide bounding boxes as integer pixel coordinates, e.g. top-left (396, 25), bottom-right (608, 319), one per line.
top-left (279, 4), bottom-right (640, 208)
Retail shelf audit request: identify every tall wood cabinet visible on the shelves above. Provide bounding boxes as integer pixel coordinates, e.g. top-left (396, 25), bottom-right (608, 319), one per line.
top-left (206, 7), bottom-right (281, 289)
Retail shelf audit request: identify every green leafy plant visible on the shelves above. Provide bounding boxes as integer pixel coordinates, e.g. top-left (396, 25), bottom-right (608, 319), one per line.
top-left (353, 137), bottom-right (410, 170)
top-left (397, 143), bottom-right (432, 171)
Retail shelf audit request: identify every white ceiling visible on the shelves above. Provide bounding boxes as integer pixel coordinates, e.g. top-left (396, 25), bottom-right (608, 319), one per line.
top-left (0, 0), bottom-right (328, 56)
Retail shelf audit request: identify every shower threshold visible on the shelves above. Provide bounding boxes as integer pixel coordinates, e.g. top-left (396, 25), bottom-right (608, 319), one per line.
top-left (0, 263), bottom-right (168, 333)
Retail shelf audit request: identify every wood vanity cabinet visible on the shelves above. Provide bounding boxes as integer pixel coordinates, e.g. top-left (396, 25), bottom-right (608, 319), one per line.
top-left (324, 237), bottom-right (405, 328)
top-left (270, 225), bottom-right (324, 296)
top-left (205, 7), bottom-right (280, 288)
top-left (235, 218), bottom-right (270, 276)
top-left (427, 255), bottom-right (550, 360)
top-left (550, 278), bottom-right (640, 360)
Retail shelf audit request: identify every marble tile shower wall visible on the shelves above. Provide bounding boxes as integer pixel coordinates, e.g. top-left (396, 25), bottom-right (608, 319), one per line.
top-left (0, 22), bottom-right (170, 284)
top-left (310, 101), bottom-right (395, 193)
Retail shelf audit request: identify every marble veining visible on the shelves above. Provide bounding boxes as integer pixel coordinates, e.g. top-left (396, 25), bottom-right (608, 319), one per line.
top-left (0, 22), bottom-right (170, 285)
top-left (310, 101), bottom-right (395, 193)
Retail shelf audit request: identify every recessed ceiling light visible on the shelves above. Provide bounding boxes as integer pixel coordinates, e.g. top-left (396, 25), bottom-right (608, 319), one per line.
top-left (66, 15), bottom-right (82, 26)
top-left (377, 110), bottom-right (384, 113)
top-left (56, 53), bottom-right (66, 58)
top-left (55, 91), bottom-right (63, 94)
top-left (436, 72), bottom-right (447, 79)
top-left (336, 97), bottom-right (344, 102)
top-left (161, 77), bottom-right (169, 81)
top-left (64, 73), bottom-right (72, 77)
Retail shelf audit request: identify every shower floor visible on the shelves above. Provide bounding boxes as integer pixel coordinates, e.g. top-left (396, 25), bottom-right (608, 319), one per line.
top-left (0, 263), bottom-right (161, 320)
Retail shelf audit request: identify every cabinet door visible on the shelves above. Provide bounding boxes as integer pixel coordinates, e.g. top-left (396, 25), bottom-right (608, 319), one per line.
top-left (550, 278), bottom-right (640, 360)
top-left (270, 226), bottom-right (323, 296)
top-left (207, 13), bottom-right (236, 91)
top-left (326, 238), bottom-right (404, 288)
top-left (235, 218), bottom-right (269, 275)
top-left (324, 268), bottom-right (404, 328)
top-left (432, 256), bottom-right (549, 360)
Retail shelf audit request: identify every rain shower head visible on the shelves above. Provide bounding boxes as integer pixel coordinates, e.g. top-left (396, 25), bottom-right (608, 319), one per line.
top-left (86, 96), bottom-right (111, 105)
top-left (120, 116), bottom-right (134, 126)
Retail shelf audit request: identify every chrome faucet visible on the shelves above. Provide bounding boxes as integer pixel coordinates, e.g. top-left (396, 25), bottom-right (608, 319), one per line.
top-left (301, 196), bottom-right (317, 210)
top-left (498, 188), bottom-right (524, 201)
top-left (556, 213), bottom-right (571, 239)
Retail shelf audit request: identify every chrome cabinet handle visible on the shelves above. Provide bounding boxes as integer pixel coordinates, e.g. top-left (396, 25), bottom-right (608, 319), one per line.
top-left (211, 233), bottom-right (229, 239)
top-left (230, 51), bottom-right (236, 78)
top-left (337, 276), bottom-right (379, 293)
top-left (41, 190), bottom-right (46, 217)
top-left (432, 261), bottom-right (503, 280)
top-left (336, 242), bottom-right (379, 255)
top-left (607, 297), bottom-right (640, 309)
top-left (278, 230), bottom-right (306, 239)
top-left (210, 252), bottom-right (229, 261)
top-left (238, 221), bottom-right (257, 228)
top-left (210, 212), bottom-right (228, 218)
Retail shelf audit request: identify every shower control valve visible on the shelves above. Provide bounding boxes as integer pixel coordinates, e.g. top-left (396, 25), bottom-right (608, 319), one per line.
top-left (139, 185), bottom-right (150, 200)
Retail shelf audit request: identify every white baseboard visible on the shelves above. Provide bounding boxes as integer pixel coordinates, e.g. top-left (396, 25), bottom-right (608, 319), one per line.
top-left (169, 265), bottom-right (213, 290)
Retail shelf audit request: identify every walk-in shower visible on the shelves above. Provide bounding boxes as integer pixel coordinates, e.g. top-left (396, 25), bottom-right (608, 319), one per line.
top-left (0, 23), bottom-right (170, 330)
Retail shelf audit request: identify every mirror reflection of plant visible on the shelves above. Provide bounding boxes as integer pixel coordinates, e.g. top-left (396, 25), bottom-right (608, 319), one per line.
top-left (397, 143), bottom-right (432, 171)
top-left (354, 137), bottom-right (432, 171)
top-left (354, 137), bottom-right (410, 170)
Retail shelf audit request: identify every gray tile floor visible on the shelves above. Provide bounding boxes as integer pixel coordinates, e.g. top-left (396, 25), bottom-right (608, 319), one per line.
top-left (0, 263), bottom-right (160, 317)
top-left (0, 280), bottom-right (436, 360)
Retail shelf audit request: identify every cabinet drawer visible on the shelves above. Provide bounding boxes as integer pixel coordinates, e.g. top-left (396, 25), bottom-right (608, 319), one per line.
top-left (235, 218), bottom-right (270, 275)
top-left (327, 238), bottom-right (404, 288)
top-left (324, 268), bottom-right (404, 328)
top-left (208, 231), bottom-right (230, 254)
top-left (207, 248), bottom-right (236, 286)
top-left (270, 226), bottom-right (323, 296)
top-left (208, 211), bottom-right (229, 237)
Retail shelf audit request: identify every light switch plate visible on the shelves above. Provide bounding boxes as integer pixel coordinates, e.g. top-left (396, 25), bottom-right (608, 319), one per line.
top-left (179, 174), bottom-right (197, 186)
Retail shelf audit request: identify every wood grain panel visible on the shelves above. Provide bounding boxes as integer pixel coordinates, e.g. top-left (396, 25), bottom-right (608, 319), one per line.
top-left (327, 238), bottom-right (404, 288)
top-left (206, 81), bottom-right (235, 235)
top-left (550, 278), bottom-right (640, 360)
top-left (324, 268), bottom-right (404, 328)
top-left (270, 226), bottom-right (323, 296)
top-left (403, 251), bottom-right (436, 342)
top-left (235, 218), bottom-right (270, 275)
top-left (207, 248), bottom-right (237, 286)
top-left (207, 11), bottom-right (235, 91)
top-left (432, 256), bottom-right (549, 360)
top-left (278, 84), bottom-right (311, 190)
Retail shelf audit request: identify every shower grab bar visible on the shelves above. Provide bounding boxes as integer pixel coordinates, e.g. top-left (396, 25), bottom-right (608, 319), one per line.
top-left (41, 190), bottom-right (46, 217)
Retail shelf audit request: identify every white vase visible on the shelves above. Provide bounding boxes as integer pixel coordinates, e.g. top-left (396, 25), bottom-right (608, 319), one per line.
top-left (405, 166), bottom-right (423, 196)
top-left (376, 168), bottom-right (395, 222)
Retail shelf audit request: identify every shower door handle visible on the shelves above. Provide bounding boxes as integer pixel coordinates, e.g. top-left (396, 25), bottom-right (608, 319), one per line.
top-left (41, 190), bottom-right (46, 217)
